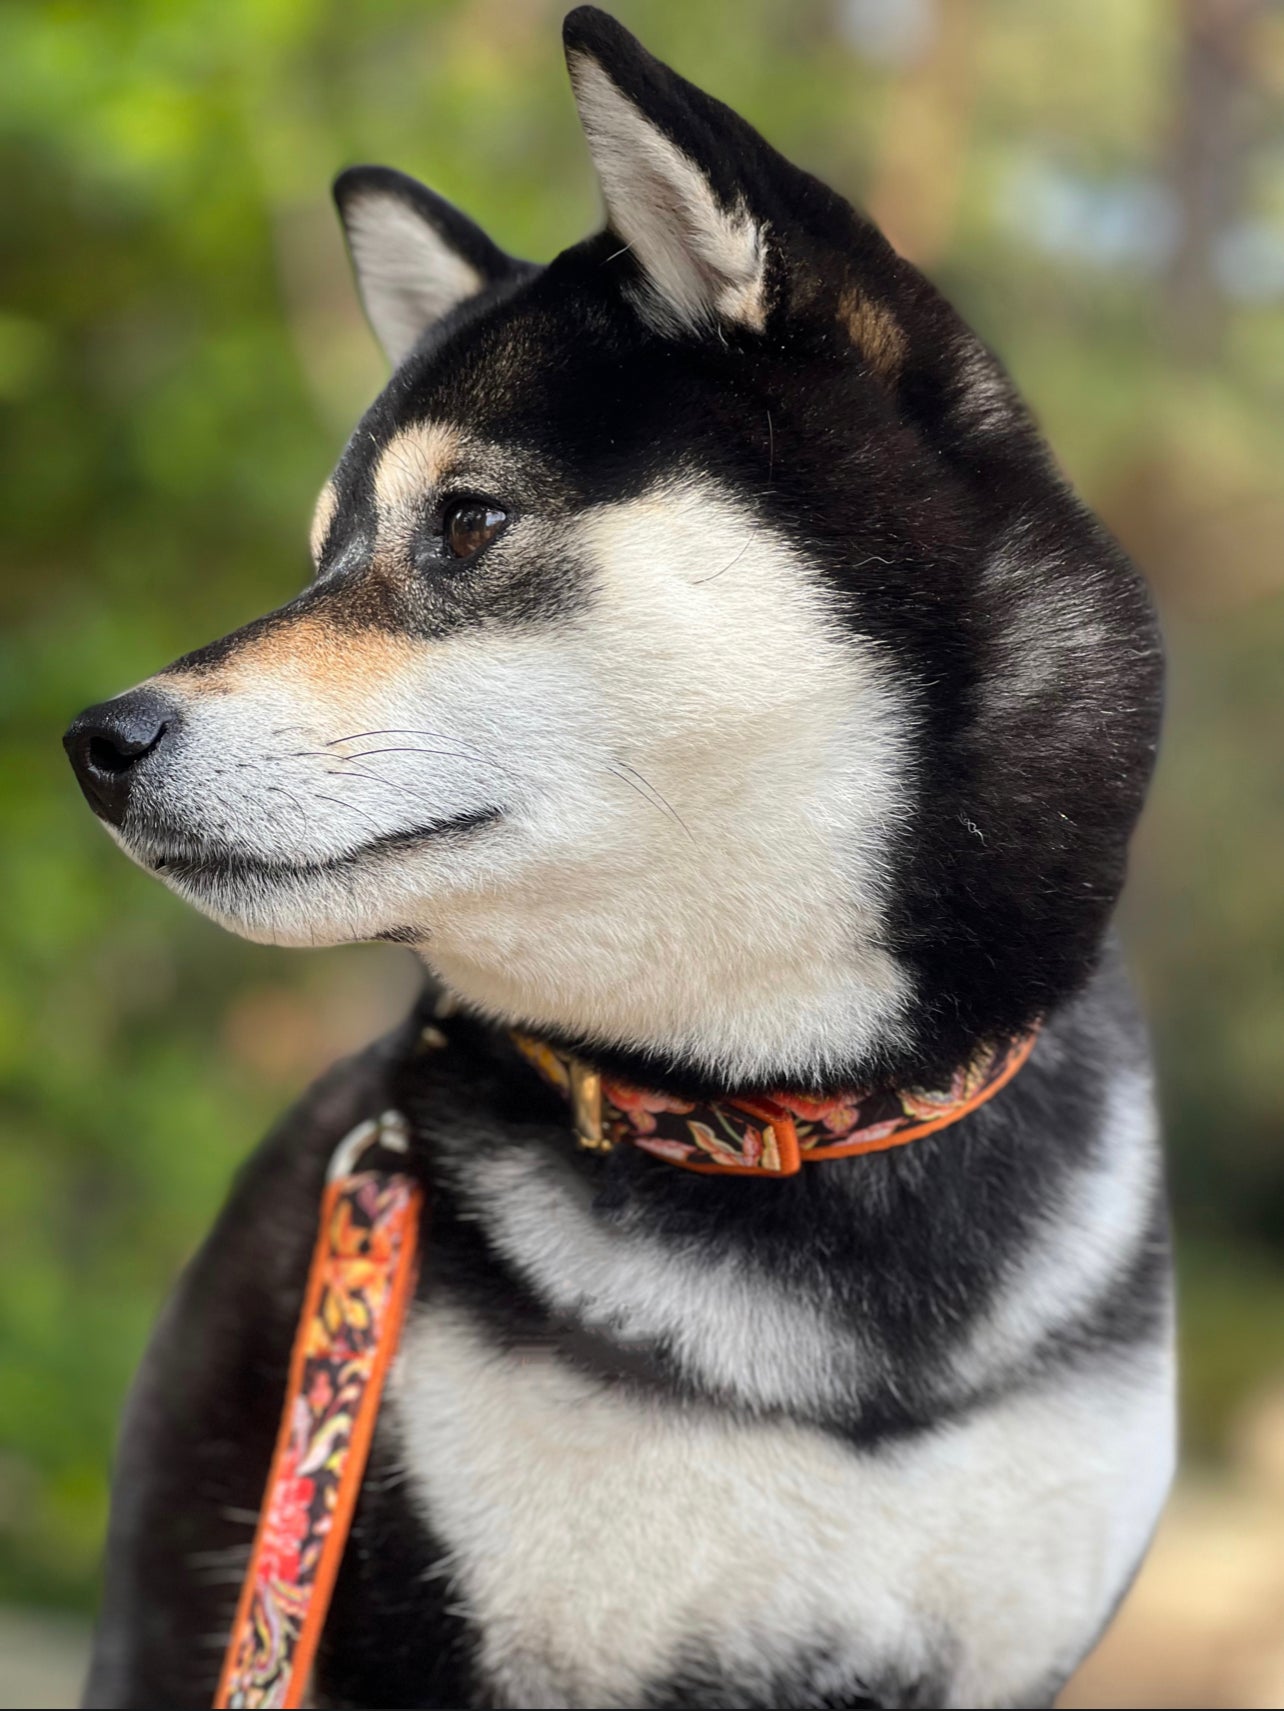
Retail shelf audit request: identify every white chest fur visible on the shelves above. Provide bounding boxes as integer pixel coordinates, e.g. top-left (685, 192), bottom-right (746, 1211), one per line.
top-left (392, 1303), bottom-right (1174, 1709)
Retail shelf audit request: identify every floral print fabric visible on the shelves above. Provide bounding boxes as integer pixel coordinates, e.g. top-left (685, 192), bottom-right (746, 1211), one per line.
top-left (215, 1165), bottom-right (421, 1709)
top-left (515, 1030), bottom-right (1039, 1175)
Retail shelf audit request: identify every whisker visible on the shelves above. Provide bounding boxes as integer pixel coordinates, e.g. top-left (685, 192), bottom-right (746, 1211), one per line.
top-left (324, 728), bottom-right (461, 749)
top-left (689, 415), bottom-right (773, 589)
top-left (691, 530), bottom-right (756, 587)
top-left (606, 761), bottom-right (693, 841)
top-left (333, 745), bottom-right (518, 783)
top-left (327, 729), bottom-right (510, 770)
top-left (323, 765), bottom-right (463, 820)
top-left (334, 745), bottom-right (471, 763)
top-left (290, 744), bottom-right (508, 786)
top-left (309, 792), bottom-right (394, 842)
top-left (263, 783), bottom-right (313, 845)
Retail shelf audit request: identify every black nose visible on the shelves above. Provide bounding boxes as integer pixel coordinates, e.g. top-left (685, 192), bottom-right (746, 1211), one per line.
top-left (64, 688), bottom-right (179, 824)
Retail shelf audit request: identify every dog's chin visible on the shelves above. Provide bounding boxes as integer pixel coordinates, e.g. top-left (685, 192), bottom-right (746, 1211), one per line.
top-left (156, 860), bottom-right (372, 948)
top-left (111, 808), bottom-right (503, 948)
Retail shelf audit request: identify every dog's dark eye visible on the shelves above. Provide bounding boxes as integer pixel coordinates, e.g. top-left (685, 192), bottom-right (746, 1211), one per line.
top-left (443, 498), bottom-right (507, 561)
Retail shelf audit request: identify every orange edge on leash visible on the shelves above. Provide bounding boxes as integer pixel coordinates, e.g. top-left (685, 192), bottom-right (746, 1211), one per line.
top-left (213, 1178), bottom-right (422, 1710)
top-left (283, 1185), bottom-right (421, 1709)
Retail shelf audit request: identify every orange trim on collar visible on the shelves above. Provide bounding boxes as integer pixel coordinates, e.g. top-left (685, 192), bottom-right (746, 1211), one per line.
top-left (513, 1028), bottom-right (1040, 1177)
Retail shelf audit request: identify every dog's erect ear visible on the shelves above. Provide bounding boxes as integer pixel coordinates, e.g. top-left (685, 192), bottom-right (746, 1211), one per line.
top-left (563, 7), bottom-right (769, 337)
top-left (333, 166), bottom-right (523, 366)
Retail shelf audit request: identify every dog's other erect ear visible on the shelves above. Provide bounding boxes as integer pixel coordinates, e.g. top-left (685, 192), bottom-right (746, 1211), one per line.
top-left (563, 7), bottom-right (769, 337)
top-left (333, 166), bottom-right (526, 366)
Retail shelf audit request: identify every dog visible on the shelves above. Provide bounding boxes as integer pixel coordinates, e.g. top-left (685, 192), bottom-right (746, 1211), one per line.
top-left (65, 9), bottom-right (1173, 1707)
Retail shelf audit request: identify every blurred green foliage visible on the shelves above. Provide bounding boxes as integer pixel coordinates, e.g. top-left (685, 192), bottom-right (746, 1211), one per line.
top-left (1, 0), bottom-right (1282, 1612)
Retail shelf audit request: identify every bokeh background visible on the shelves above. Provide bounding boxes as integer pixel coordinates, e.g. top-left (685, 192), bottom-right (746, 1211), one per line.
top-left (2, 0), bottom-right (1282, 1704)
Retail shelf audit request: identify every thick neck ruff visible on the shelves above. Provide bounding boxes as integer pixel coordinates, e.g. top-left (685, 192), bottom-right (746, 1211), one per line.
top-left (513, 1029), bottom-right (1040, 1177)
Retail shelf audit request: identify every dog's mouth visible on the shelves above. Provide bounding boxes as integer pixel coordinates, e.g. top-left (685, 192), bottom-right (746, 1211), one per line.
top-left (140, 806), bottom-right (504, 888)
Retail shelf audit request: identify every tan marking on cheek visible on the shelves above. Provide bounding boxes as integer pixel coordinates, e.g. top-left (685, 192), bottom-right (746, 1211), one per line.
top-left (310, 480), bottom-right (338, 563)
top-left (838, 287), bottom-right (907, 383)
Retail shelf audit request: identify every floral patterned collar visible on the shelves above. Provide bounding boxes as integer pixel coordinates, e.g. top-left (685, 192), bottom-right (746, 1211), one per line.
top-left (513, 1029), bottom-right (1040, 1177)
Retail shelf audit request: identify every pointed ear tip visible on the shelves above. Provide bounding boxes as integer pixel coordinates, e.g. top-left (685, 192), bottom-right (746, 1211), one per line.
top-left (332, 167), bottom-right (360, 209)
top-left (331, 165), bottom-right (456, 233)
top-left (562, 6), bottom-right (627, 60)
top-left (332, 164), bottom-right (391, 211)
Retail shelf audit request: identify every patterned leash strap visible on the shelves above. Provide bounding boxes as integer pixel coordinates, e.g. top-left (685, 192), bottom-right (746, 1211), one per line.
top-left (214, 1111), bottom-right (423, 1710)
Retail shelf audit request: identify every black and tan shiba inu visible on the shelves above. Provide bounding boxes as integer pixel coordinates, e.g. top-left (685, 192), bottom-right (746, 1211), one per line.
top-left (66, 10), bottom-right (1173, 1707)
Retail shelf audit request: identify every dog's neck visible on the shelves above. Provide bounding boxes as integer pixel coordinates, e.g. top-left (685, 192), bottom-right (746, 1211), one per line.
top-left (422, 944), bottom-right (903, 1088)
top-left (418, 849), bottom-right (930, 1086)
top-left (418, 761), bottom-right (913, 1093)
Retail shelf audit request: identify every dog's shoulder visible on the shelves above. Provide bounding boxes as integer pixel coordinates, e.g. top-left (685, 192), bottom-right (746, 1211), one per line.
top-left (82, 1012), bottom-right (417, 1709)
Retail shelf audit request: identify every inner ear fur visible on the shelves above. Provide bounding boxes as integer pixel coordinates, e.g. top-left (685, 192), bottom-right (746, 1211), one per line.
top-left (560, 6), bottom-right (919, 380)
top-left (333, 165), bottom-right (526, 367)
top-left (563, 8), bottom-right (770, 336)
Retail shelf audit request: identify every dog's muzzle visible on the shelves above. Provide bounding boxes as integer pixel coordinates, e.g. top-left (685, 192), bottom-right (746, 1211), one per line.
top-left (64, 686), bottom-right (181, 825)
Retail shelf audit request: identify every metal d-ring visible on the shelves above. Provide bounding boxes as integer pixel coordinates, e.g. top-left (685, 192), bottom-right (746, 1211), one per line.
top-left (326, 1109), bottom-right (411, 1181)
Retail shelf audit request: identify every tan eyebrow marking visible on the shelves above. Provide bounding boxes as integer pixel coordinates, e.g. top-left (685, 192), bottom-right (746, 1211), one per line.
top-left (309, 480), bottom-right (338, 563)
top-left (371, 421), bottom-right (465, 563)
top-left (838, 286), bottom-right (907, 383)
top-left (373, 421), bottom-right (462, 515)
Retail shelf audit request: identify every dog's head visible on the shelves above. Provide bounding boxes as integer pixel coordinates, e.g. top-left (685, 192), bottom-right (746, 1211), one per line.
top-left (65, 8), bottom-right (1161, 1090)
